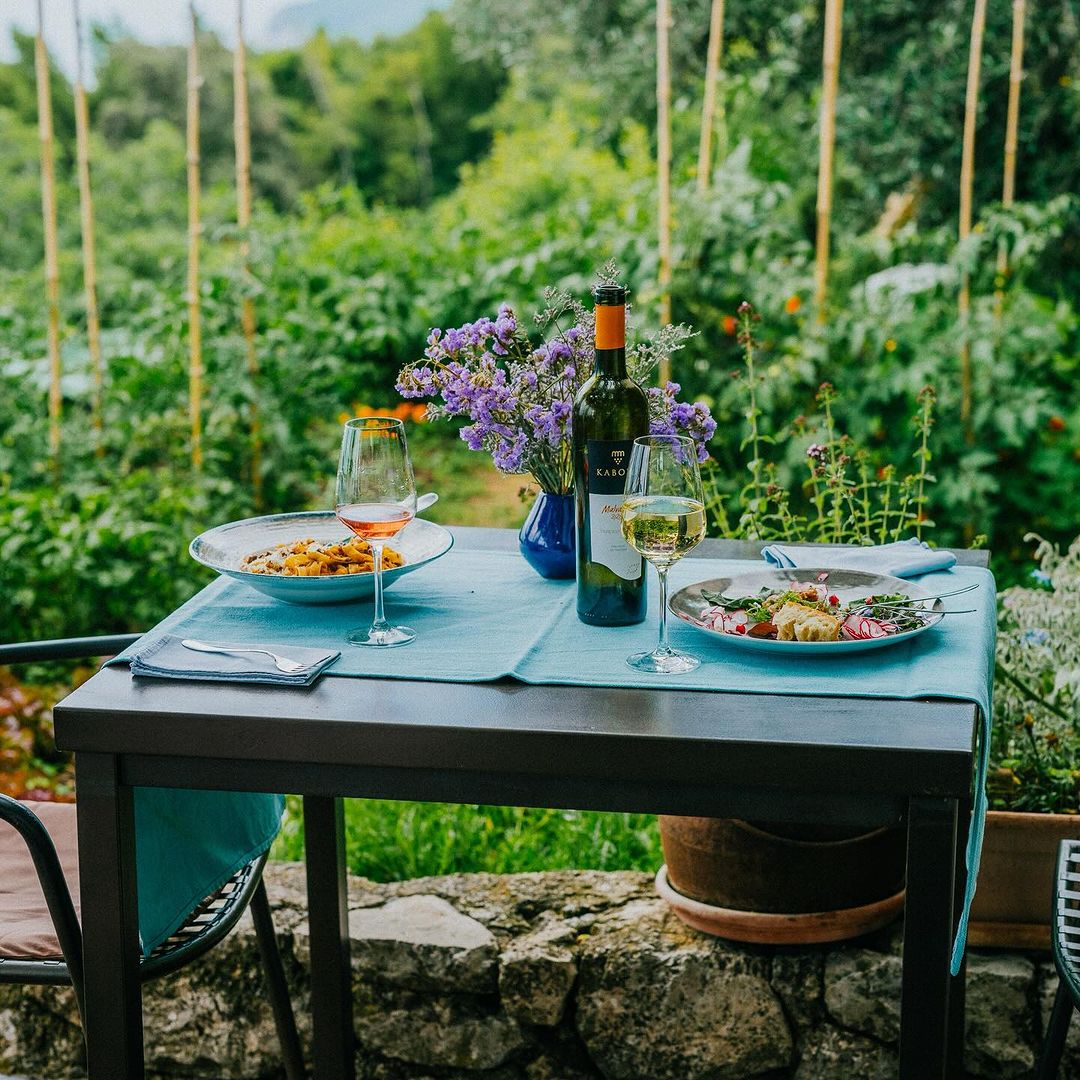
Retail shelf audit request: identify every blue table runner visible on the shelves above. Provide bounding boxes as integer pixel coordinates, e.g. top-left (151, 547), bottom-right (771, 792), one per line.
top-left (121, 547), bottom-right (995, 973)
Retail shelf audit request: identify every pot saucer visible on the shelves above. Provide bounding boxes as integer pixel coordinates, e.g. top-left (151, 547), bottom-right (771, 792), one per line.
top-left (654, 865), bottom-right (905, 945)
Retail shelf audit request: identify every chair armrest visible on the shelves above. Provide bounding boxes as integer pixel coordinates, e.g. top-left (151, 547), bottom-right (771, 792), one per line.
top-left (0, 634), bottom-right (141, 666)
top-left (0, 794), bottom-right (85, 1001)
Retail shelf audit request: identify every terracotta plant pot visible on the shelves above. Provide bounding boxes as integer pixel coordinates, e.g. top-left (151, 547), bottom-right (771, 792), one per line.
top-left (658, 815), bottom-right (907, 943)
top-left (968, 810), bottom-right (1080, 949)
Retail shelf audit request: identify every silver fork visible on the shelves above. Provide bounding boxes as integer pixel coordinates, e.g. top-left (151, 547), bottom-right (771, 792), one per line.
top-left (181, 638), bottom-right (307, 674)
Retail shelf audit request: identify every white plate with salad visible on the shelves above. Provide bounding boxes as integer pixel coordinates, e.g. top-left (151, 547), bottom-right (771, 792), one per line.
top-left (668, 567), bottom-right (952, 654)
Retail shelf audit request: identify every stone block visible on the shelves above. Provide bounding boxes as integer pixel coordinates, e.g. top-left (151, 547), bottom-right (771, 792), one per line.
top-left (964, 953), bottom-right (1035, 1078)
top-left (574, 899), bottom-right (792, 1079)
top-left (347, 894), bottom-right (498, 993)
top-left (355, 990), bottom-right (525, 1070)
top-left (824, 947), bottom-right (901, 1044)
top-left (499, 917), bottom-right (578, 1026)
top-left (770, 951), bottom-right (824, 1033)
top-left (793, 1024), bottom-right (895, 1079)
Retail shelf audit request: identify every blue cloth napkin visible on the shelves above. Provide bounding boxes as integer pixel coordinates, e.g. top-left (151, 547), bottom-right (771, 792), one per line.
top-left (761, 537), bottom-right (957, 578)
top-left (129, 633), bottom-right (339, 686)
top-left (133, 788), bottom-right (285, 958)
top-left (117, 547), bottom-right (994, 975)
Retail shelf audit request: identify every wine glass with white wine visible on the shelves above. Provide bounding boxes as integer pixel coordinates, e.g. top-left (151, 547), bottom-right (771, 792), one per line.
top-left (620, 435), bottom-right (706, 673)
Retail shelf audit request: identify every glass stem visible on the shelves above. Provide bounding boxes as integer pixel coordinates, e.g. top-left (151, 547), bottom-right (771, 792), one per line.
top-left (656, 565), bottom-right (670, 655)
top-left (370, 542), bottom-right (388, 631)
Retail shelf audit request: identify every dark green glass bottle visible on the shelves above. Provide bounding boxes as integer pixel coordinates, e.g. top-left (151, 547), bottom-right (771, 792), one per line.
top-left (573, 284), bottom-right (649, 625)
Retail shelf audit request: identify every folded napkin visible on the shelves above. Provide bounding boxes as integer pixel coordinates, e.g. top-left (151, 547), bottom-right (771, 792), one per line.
top-left (761, 537), bottom-right (957, 578)
top-left (129, 634), bottom-right (339, 686)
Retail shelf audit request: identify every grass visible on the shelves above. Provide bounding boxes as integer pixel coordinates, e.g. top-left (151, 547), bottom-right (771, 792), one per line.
top-left (409, 421), bottom-right (530, 530)
top-left (272, 797), bottom-right (662, 880)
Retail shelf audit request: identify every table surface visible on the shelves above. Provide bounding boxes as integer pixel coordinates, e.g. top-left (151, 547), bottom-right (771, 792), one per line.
top-left (53, 527), bottom-right (987, 1080)
top-left (56, 529), bottom-right (986, 822)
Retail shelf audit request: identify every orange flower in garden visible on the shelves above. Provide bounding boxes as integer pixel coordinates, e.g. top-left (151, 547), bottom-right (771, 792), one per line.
top-left (722, 315), bottom-right (737, 336)
top-left (884, 338), bottom-right (897, 353)
top-left (345, 403), bottom-right (427, 424)
top-left (784, 295), bottom-right (801, 315)
top-left (1048, 415), bottom-right (1066, 432)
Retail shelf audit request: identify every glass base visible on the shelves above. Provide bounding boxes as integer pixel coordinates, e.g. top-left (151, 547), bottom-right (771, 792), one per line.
top-left (346, 624), bottom-right (416, 648)
top-left (626, 647), bottom-right (699, 675)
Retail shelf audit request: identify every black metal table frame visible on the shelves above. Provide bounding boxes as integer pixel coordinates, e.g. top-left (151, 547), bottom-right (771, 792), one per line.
top-left (55, 529), bottom-right (983, 1079)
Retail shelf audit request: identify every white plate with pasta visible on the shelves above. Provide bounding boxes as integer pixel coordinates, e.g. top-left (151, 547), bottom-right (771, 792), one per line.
top-left (190, 511), bottom-right (453, 605)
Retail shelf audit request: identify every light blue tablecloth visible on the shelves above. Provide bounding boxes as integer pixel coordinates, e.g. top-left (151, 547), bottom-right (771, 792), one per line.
top-left (120, 547), bottom-right (995, 974)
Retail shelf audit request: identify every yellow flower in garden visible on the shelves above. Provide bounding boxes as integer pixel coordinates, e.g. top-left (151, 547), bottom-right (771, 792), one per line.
top-left (784, 295), bottom-right (801, 314)
top-left (884, 339), bottom-right (897, 352)
top-left (1060, 75), bottom-right (1073, 86)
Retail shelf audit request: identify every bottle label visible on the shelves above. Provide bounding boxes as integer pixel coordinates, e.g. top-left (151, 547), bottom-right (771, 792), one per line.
top-left (586, 439), bottom-right (641, 581)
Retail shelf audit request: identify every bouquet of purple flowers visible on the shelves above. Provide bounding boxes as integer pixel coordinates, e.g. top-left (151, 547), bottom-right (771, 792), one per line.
top-left (396, 279), bottom-right (716, 495)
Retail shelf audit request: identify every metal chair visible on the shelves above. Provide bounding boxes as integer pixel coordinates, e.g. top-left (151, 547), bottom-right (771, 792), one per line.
top-left (0, 634), bottom-right (305, 1079)
top-left (1035, 838), bottom-right (1080, 1078)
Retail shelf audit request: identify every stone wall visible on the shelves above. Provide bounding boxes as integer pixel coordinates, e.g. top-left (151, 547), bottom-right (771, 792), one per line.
top-left (1, 863), bottom-right (1074, 1079)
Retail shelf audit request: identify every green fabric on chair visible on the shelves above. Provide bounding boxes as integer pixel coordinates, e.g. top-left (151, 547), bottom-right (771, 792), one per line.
top-left (133, 789), bottom-right (284, 956)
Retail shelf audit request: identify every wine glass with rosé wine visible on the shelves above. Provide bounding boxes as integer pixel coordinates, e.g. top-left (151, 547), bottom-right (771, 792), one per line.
top-left (336, 417), bottom-right (418, 647)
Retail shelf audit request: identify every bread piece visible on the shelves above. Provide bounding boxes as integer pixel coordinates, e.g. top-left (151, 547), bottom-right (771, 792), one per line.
top-left (773, 602), bottom-right (841, 643)
top-left (794, 612), bottom-right (841, 642)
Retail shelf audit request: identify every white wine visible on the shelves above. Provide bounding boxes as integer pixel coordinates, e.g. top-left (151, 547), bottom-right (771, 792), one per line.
top-left (573, 284), bottom-right (649, 625)
top-left (621, 496), bottom-right (706, 567)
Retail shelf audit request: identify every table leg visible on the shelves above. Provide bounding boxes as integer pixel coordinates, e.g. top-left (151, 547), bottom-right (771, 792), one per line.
top-left (900, 796), bottom-right (958, 1080)
top-left (304, 795), bottom-right (355, 1080)
top-left (76, 752), bottom-right (144, 1078)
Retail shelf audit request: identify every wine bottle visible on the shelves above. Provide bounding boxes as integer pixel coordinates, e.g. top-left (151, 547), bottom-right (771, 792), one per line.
top-left (573, 284), bottom-right (649, 625)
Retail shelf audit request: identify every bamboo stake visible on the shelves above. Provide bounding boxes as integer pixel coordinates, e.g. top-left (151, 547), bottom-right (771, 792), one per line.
top-left (73, 0), bottom-right (104, 457)
top-left (234, 0), bottom-right (260, 502)
top-left (814, 0), bottom-right (844, 323)
top-left (34, 0), bottom-right (62, 464)
top-left (409, 81), bottom-right (435, 206)
top-left (656, 0), bottom-right (673, 384)
top-left (995, 0), bottom-right (1026, 318)
top-left (187, 2), bottom-right (203, 470)
top-left (958, 0), bottom-right (988, 445)
top-left (696, 0), bottom-right (726, 194)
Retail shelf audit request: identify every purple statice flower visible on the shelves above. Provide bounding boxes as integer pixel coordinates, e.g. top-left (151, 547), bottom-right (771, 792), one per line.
top-left (647, 382), bottom-right (716, 462)
top-left (397, 309), bottom-right (713, 490)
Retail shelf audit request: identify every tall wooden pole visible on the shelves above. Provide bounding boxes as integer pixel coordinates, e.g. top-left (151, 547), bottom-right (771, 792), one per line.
top-left (656, 0), bottom-right (673, 384)
top-left (187, 2), bottom-right (203, 470)
top-left (34, 0), bottom-right (62, 464)
top-left (234, 0), bottom-right (260, 502)
top-left (958, 0), bottom-right (988, 445)
top-left (814, 0), bottom-right (844, 323)
top-left (73, 0), bottom-right (104, 457)
top-left (696, 0), bottom-right (725, 194)
top-left (995, 0), bottom-right (1026, 317)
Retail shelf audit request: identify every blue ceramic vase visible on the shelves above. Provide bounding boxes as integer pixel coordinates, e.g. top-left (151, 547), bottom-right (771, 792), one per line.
top-left (518, 491), bottom-right (576, 580)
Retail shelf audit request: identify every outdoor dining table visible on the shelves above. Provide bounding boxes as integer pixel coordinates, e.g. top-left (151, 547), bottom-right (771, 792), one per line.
top-left (53, 526), bottom-right (988, 1080)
